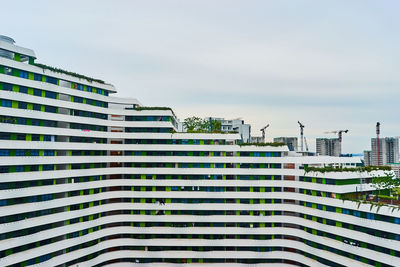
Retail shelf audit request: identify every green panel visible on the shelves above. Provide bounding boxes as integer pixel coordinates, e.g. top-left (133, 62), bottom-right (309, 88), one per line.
top-left (29, 57), bottom-right (35, 65)
top-left (12, 85), bottom-right (19, 92)
top-left (11, 101), bottom-right (18, 108)
top-left (14, 53), bottom-right (21, 62)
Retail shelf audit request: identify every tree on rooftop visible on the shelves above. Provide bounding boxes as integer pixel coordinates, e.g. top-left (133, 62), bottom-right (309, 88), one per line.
top-left (371, 173), bottom-right (399, 197)
top-left (183, 117), bottom-right (221, 133)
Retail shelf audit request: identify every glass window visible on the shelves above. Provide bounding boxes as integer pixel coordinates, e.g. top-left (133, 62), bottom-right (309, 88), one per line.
top-left (44, 106), bottom-right (57, 113)
top-left (16, 150), bottom-right (25, 156)
top-left (1, 99), bottom-right (11, 107)
top-left (15, 166), bottom-right (24, 172)
top-left (4, 67), bottom-right (12, 76)
top-left (3, 83), bottom-right (12, 91)
top-left (19, 86), bottom-right (28, 94)
top-left (74, 96), bottom-right (83, 103)
top-left (46, 76), bottom-right (58, 85)
top-left (45, 91), bottom-right (56, 99)
top-left (33, 89), bottom-right (41, 96)
top-left (19, 71), bottom-right (28, 79)
top-left (0, 150), bottom-right (9, 156)
top-left (18, 102), bottom-right (27, 109)
top-left (34, 73), bottom-right (42, 81)
top-left (33, 104), bottom-right (41, 111)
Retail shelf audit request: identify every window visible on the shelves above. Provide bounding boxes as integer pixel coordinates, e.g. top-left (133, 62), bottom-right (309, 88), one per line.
top-left (18, 102), bottom-right (27, 109)
top-left (43, 150), bottom-right (54, 156)
top-left (74, 96), bottom-right (83, 103)
top-left (33, 89), bottom-right (42, 96)
top-left (19, 86), bottom-right (28, 94)
top-left (19, 71), bottom-right (28, 79)
top-left (44, 106), bottom-right (57, 113)
top-left (33, 104), bottom-right (41, 111)
top-left (0, 150), bottom-right (9, 156)
top-left (1, 99), bottom-right (11, 107)
top-left (2, 83), bottom-right (12, 91)
top-left (46, 76), bottom-right (58, 85)
top-left (34, 73), bottom-right (42, 81)
top-left (16, 150), bottom-right (25, 156)
top-left (45, 91), bottom-right (57, 99)
top-left (15, 166), bottom-right (24, 172)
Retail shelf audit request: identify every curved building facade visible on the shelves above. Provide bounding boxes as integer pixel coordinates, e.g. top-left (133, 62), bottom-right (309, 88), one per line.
top-left (0, 37), bottom-right (400, 267)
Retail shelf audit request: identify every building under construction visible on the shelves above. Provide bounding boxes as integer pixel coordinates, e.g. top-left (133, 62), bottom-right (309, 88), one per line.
top-left (274, 137), bottom-right (298, 151)
top-left (364, 137), bottom-right (399, 166)
top-left (316, 138), bottom-right (341, 157)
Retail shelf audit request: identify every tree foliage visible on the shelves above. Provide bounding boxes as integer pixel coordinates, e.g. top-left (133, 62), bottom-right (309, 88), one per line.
top-left (371, 173), bottom-right (399, 191)
top-left (303, 165), bottom-right (391, 174)
top-left (183, 117), bottom-right (222, 133)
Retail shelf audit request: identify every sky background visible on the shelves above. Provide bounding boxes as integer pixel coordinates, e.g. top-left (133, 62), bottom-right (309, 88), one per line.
top-left (2, 0), bottom-right (399, 153)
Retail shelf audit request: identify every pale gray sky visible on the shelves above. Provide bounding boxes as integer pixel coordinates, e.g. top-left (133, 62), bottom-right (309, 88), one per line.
top-left (3, 0), bottom-right (400, 153)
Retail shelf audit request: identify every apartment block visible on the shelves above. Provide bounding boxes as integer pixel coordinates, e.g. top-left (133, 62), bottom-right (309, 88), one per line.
top-left (1, 36), bottom-right (400, 267)
top-left (316, 138), bottom-right (341, 157)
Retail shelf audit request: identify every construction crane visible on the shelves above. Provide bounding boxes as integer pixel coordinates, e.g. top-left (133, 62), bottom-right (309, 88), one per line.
top-left (298, 121), bottom-right (305, 151)
top-left (376, 122), bottom-right (380, 166)
top-left (304, 136), bottom-right (309, 152)
top-left (260, 124), bottom-right (270, 142)
top-left (324, 130), bottom-right (349, 143)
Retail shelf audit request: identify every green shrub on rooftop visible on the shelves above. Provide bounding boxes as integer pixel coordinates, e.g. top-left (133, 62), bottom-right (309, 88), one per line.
top-left (238, 142), bottom-right (286, 147)
top-left (304, 165), bottom-right (391, 173)
top-left (35, 63), bottom-right (105, 84)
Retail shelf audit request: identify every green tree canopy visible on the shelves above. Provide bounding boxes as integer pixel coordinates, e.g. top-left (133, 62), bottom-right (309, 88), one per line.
top-left (371, 173), bottom-right (399, 193)
top-left (183, 117), bottom-right (222, 133)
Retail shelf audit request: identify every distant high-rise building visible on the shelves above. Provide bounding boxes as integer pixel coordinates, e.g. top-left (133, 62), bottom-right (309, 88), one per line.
top-left (364, 150), bottom-right (372, 166)
top-left (316, 138), bottom-right (341, 156)
top-left (205, 117), bottom-right (251, 143)
top-left (274, 137), bottom-right (298, 151)
top-left (366, 137), bottom-right (399, 166)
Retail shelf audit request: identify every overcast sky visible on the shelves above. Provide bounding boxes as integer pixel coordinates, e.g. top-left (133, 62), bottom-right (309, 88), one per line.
top-left (3, 0), bottom-right (399, 153)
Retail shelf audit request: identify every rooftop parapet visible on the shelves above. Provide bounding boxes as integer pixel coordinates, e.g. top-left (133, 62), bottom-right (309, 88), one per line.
top-left (0, 35), bottom-right (36, 61)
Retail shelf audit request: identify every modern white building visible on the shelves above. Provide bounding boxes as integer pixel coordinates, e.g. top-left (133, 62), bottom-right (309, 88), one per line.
top-left (1, 36), bottom-right (400, 267)
top-left (205, 117), bottom-right (251, 143)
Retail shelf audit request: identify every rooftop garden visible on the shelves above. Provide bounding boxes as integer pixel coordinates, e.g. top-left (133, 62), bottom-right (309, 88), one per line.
top-left (303, 165), bottom-right (391, 174)
top-left (183, 117), bottom-right (223, 133)
top-left (340, 173), bottom-right (400, 212)
top-left (35, 63), bottom-right (106, 84)
top-left (134, 106), bottom-right (177, 117)
top-left (238, 142), bottom-right (286, 147)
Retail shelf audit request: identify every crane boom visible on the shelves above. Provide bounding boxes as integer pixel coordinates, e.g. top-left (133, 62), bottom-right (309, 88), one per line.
top-left (304, 136), bottom-right (309, 152)
top-left (298, 121), bottom-right (305, 151)
top-left (376, 122), bottom-right (380, 166)
top-left (260, 124), bottom-right (270, 143)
